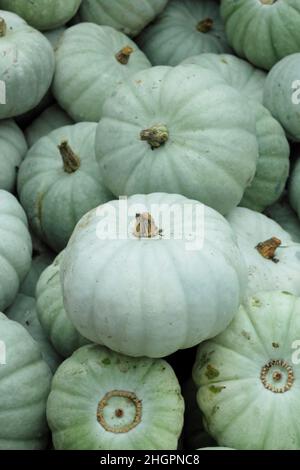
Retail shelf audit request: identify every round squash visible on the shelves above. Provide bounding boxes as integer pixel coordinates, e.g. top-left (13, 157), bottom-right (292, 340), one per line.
top-left (79, 0), bottom-right (168, 37)
top-left (36, 252), bottom-right (89, 358)
top-left (227, 207), bottom-right (300, 296)
top-left (61, 193), bottom-right (247, 358)
top-left (0, 0), bottom-right (82, 31)
top-left (0, 120), bottom-right (27, 192)
top-left (18, 123), bottom-right (113, 253)
top-left (20, 250), bottom-right (54, 298)
top-left (0, 313), bottom-right (52, 449)
top-left (193, 291), bottom-right (300, 450)
top-left (137, 0), bottom-right (230, 66)
top-left (47, 344), bottom-right (184, 450)
top-left (0, 11), bottom-right (55, 119)
top-left (0, 190), bottom-right (32, 311)
top-left (220, 0), bottom-right (300, 70)
top-left (96, 64), bottom-right (258, 215)
top-left (52, 24), bottom-right (151, 123)
top-left (265, 196), bottom-right (300, 244)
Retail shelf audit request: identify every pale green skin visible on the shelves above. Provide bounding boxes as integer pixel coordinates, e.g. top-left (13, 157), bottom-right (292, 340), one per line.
top-left (0, 0), bottom-right (82, 31)
top-left (96, 65), bottom-right (258, 215)
top-left (0, 313), bottom-right (52, 449)
top-left (43, 26), bottom-right (66, 49)
top-left (265, 197), bottom-right (300, 244)
top-left (20, 251), bottom-right (54, 297)
top-left (221, 0), bottom-right (300, 70)
top-left (0, 11), bottom-right (55, 119)
top-left (263, 53), bottom-right (300, 142)
top-left (193, 291), bottom-right (300, 450)
top-left (80, 0), bottom-right (168, 36)
top-left (25, 104), bottom-right (73, 148)
top-left (47, 344), bottom-right (184, 450)
top-left (0, 190), bottom-right (32, 311)
top-left (137, 0), bottom-right (231, 66)
top-left (36, 252), bottom-right (89, 358)
top-left (17, 123), bottom-right (113, 253)
top-left (52, 24), bottom-right (151, 122)
top-left (6, 294), bottom-right (62, 373)
top-left (0, 120), bottom-right (27, 192)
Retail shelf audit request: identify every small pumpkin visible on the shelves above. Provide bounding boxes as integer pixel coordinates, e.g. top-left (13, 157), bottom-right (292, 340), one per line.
top-left (0, 120), bottom-right (27, 192)
top-left (20, 250), bottom-right (54, 298)
top-left (265, 196), bottom-right (300, 244)
top-left (47, 344), bottom-right (184, 450)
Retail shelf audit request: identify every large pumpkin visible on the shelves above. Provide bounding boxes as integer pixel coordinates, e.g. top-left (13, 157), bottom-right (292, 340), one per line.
top-left (193, 291), bottom-right (300, 450)
top-left (47, 345), bottom-right (184, 450)
top-left (52, 24), bottom-right (151, 122)
top-left (266, 197), bottom-right (300, 244)
top-left (0, 120), bottom-right (27, 192)
top-left (18, 123), bottom-right (113, 252)
top-left (96, 65), bottom-right (258, 215)
top-left (220, 0), bottom-right (300, 70)
top-left (61, 193), bottom-right (247, 358)
top-left (0, 313), bottom-right (52, 449)
top-left (0, 11), bottom-right (55, 119)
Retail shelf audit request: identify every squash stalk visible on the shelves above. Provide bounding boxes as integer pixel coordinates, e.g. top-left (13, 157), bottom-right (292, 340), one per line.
top-left (140, 124), bottom-right (169, 149)
top-left (133, 212), bottom-right (162, 238)
top-left (115, 46), bottom-right (134, 65)
top-left (197, 18), bottom-right (213, 33)
top-left (255, 237), bottom-right (281, 263)
top-left (97, 390), bottom-right (142, 433)
top-left (58, 141), bottom-right (81, 173)
top-left (0, 18), bottom-right (6, 37)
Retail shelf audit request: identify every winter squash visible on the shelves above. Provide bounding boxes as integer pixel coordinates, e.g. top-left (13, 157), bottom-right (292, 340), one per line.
top-left (52, 24), bottom-right (151, 122)
top-left (20, 251), bottom-right (54, 298)
top-left (265, 197), bottom-right (300, 244)
top-left (6, 294), bottom-right (62, 373)
top-left (137, 0), bottom-right (230, 66)
top-left (0, 120), bottom-right (27, 192)
top-left (47, 344), bottom-right (184, 450)
top-left (79, 0), bottom-right (168, 37)
top-left (220, 0), bottom-right (300, 70)
top-left (0, 313), bottom-right (52, 449)
top-left (36, 252), bottom-right (89, 358)
top-left (61, 193), bottom-right (247, 358)
top-left (0, 190), bottom-right (32, 311)
top-left (0, 11), bottom-right (55, 119)
top-left (43, 26), bottom-right (66, 49)
top-left (193, 291), bottom-right (300, 450)
top-left (25, 105), bottom-right (73, 148)
top-left (227, 207), bottom-right (300, 296)
top-left (96, 64), bottom-right (258, 215)
top-left (0, 0), bottom-right (82, 31)
top-left (18, 123), bottom-right (113, 252)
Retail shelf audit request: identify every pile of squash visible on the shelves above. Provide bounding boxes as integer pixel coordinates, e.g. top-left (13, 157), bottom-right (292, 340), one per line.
top-left (1, 0), bottom-right (300, 451)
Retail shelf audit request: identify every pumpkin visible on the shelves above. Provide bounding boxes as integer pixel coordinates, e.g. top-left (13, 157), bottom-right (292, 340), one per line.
top-left (20, 250), bottom-right (54, 298)
top-left (227, 207), bottom-right (300, 296)
top-left (17, 123), bottom-right (113, 253)
top-left (79, 0), bottom-right (168, 37)
top-left (220, 0), bottom-right (300, 71)
top-left (6, 294), bottom-right (62, 373)
top-left (96, 64), bottom-right (258, 215)
top-left (43, 26), bottom-right (66, 49)
top-left (47, 344), bottom-right (184, 450)
top-left (193, 291), bottom-right (300, 450)
top-left (0, 313), bottom-right (52, 449)
top-left (61, 193), bottom-right (247, 358)
top-left (0, 0), bottom-right (82, 31)
top-left (0, 11), bottom-right (55, 119)
top-left (137, 0), bottom-right (230, 66)
top-left (0, 190), bottom-right (32, 311)
top-left (52, 24), bottom-right (151, 123)
top-left (36, 252), bottom-right (89, 358)
top-left (265, 196), bottom-right (300, 244)
top-left (0, 120), bottom-right (27, 193)
top-left (25, 105), bottom-right (73, 148)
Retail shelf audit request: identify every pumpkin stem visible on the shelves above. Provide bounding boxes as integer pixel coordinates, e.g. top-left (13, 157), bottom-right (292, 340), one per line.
top-left (97, 390), bottom-right (142, 433)
top-left (140, 124), bottom-right (169, 149)
top-left (115, 46), bottom-right (134, 65)
top-left (0, 18), bottom-right (6, 37)
top-left (133, 212), bottom-right (162, 238)
top-left (255, 237), bottom-right (281, 263)
top-left (58, 141), bottom-right (80, 173)
top-left (260, 359), bottom-right (294, 393)
top-left (196, 18), bottom-right (213, 33)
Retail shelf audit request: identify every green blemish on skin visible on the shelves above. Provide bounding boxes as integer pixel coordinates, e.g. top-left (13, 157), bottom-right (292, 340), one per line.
top-left (102, 358), bottom-right (111, 365)
top-left (272, 342), bottom-right (279, 348)
top-left (282, 291), bottom-right (292, 295)
top-left (205, 364), bottom-right (220, 379)
top-left (252, 297), bottom-right (261, 307)
top-left (242, 330), bottom-right (251, 340)
top-left (209, 385), bottom-right (225, 394)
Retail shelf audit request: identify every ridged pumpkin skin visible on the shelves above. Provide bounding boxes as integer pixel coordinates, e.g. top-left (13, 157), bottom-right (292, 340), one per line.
top-left (227, 207), bottom-right (300, 296)
top-left (43, 26), bottom-right (66, 48)
top-left (53, 24), bottom-right (151, 122)
top-left (47, 345), bottom-right (184, 450)
top-left (137, 0), bottom-right (230, 66)
top-left (193, 291), bottom-right (300, 450)
top-left (61, 193), bottom-right (247, 358)
top-left (18, 123), bottom-right (113, 253)
top-left (20, 251), bottom-right (54, 298)
top-left (265, 198), bottom-right (300, 244)
top-left (0, 0), bottom-right (82, 31)
top-left (0, 120), bottom-right (27, 192)
top-left (96, 65), bottom-right (258, 215)
top-left (221, 0), bottom-right (300, 70)
top-left (0, 190), bottom-right (32, 311)
top-left (80, 0), bottom-right (168, 36)
top-left (36, 252), bottom-right (89, 358)
top-left (0, 314), bottom-right (52, 449)
top-left (0, 11), bottom-right (55, 119)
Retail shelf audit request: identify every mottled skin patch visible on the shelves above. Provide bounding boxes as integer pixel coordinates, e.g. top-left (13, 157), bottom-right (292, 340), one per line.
top-left (102, 358), bottom-right (111, 365)
top-left (209, 385), bottom-right (225, 394)
top-left (242, 330), bottom-right (251, 340)
top-left (205, 364), bottom-right (220, 379)
top-left (252, 297), bottom-right (261, 307)
top-left (272, 342), bottom-right (279, 348)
